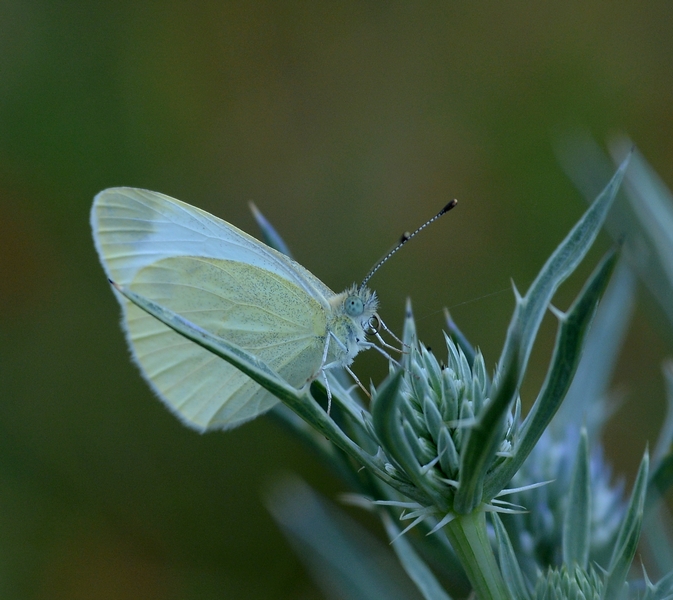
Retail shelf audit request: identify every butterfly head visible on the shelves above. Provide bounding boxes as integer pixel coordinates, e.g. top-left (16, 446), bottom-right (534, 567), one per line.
top-left (339, 284), bottom-right (380, 335)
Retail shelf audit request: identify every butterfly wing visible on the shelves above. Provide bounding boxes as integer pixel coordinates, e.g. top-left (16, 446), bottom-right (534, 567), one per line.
top-left (92, 187), bottom-right (336, 301)
top-left (91, 188), bottom-right (333, 430)
top-left (126, 256), bottom-right (327, 429)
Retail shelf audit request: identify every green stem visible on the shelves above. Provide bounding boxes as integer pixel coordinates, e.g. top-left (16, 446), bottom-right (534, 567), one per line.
top-left (445, 511), bottom-right (508, 600)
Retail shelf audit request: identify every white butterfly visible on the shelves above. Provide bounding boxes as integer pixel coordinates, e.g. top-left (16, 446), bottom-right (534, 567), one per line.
top-left (91, 188), bottom-right (396, 431)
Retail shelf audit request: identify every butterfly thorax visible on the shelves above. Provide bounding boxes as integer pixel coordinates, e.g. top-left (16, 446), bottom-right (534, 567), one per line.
top-left (326, 284), bottom-right (379, 367)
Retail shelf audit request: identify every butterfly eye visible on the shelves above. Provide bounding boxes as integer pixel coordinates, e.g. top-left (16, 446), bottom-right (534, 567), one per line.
top-left (364, 315), bottom-right (380, 335)
top-left (345, 295), bottom-right (364, 317)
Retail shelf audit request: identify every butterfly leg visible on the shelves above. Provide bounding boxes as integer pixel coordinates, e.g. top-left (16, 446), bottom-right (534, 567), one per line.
top-left (373, 330), bottom-right (403, 354)
top-left (358, 340), bottom-right (402, 368)
top-left (321, 370), bottom-right (333, 415)
top-left (318, 333), bottom-right (334, 414)
top-left (321, 360), bottom-right (370, 400)
top-left (322, 331), bottom-right (372, 401)
top-left (344, 365), bottom-right (371, 399)
top-left (377, 317), bottom-right (407, 350)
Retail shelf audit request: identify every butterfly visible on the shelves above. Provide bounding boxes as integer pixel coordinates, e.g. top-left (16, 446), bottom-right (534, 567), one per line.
top-left (91, 188), bottom-right (435, 431)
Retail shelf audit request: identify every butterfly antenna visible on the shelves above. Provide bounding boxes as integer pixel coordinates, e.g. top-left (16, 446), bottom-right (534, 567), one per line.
top-left (359, 199), bottom-right (457, 290)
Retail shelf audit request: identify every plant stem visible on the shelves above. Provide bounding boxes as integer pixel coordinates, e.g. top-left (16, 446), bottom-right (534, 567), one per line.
top-left (445, 510), bottom-right (508, 600)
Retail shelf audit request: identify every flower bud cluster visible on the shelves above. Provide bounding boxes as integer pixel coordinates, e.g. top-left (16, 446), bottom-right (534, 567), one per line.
top-left (534, 565), bottom-right (604, 600)
top-left (385, 332), bottom-right (516, 509)
top-left (504, 430), bottom-right (625, 575)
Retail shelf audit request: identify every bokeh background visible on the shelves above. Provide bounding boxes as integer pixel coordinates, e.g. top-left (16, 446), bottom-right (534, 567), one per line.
top-left (1, 2), bottom-right (672, 598)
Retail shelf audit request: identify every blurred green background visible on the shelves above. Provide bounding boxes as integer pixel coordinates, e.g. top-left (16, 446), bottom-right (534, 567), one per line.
top-left (1, 2), bottom-right (672, 598)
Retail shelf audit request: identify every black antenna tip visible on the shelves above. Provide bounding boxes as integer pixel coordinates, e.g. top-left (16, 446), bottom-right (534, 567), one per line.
top-left (441, 199), bottom-right (458, 214)
top-left (359, 199), bottom-right (457, 289)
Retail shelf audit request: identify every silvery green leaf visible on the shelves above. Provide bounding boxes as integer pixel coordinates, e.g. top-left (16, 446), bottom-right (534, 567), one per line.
top-left (318, 373), bottom-right (377, 444)
top-left (249, 201), bottom-right (294, 258)
top-left (612, 141), bottom-right (673, 338)
top-left (602, 450), bottom-right (649, 600)
top-left (562, 136), bottom-right (673, 342)
top-left (268, 478), bottom-right (424, 600)
top-left (477, 156), bottom-right (628, 510)
top-left (643, 363), bottom-right (673, 577)
top-left (492, 513), bottom-right (531, 600)
top-left (551, 258), bottom-right (636, 441)
top-left (497, 154), bottom-right (630, 391)
top-left (653, 360), bottom-right (673, 469)
top-left (485, 250), bottom-right (617, 497)
top-left (642, 500), bottom-right (673, 588)
top-left (562, 429), bottom-right (591, 569)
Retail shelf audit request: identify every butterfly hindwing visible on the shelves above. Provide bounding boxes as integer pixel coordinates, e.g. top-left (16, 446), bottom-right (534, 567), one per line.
top-left (122, 256), bottom-right (328, 430)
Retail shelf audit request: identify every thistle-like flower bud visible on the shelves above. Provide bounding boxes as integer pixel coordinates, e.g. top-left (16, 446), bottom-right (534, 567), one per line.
top-left (503, 431), bottom-right (626, 576)
top-left (370, 306), bottom-right (520, 523)
top-left (534, 565), bottom-right (605, 600)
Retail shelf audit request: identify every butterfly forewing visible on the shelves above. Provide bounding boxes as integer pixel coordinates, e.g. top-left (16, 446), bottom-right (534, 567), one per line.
top-left (92, 188), bottom-right (337, 430)
top-left (92, 188), bottom-right (336, 302)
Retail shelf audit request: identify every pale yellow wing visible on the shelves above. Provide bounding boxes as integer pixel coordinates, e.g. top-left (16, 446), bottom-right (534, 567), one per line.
top-left (125, 256), bottom-right (327, 430)
top-left (91, 188), bottom-right (338, 430)
top-left (91, 188), bottom-right (336, 302)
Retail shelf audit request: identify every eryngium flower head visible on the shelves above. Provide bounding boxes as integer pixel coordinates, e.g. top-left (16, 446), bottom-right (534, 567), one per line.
top-left (371, 321), bottom-right (521, 523)
top-left (535, 564), bottom-right (605, 600)
top-left (501, 428), bottom-right (626, 577)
